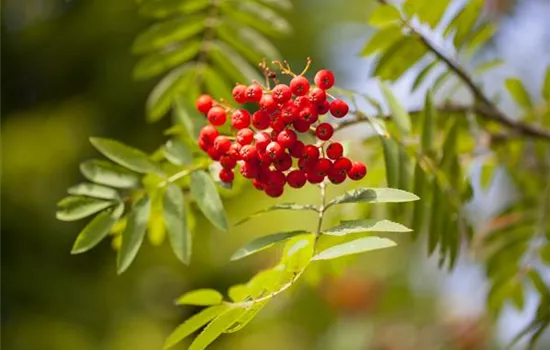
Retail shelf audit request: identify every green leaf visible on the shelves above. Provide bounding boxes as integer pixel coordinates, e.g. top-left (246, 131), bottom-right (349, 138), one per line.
top-left (473, 59), bottom-right (504, 75)
top-left (173, 95), bottom-right (205, 140)
top-left (164, 184), bottom-right (192, 265)
top-left (189, 306), bottom-right (247, 350)
top-left (176, 289), bottom-right (224, 306)
top-left (221, 2), bottom-right (291, 37)
top-left (117, 195), bottom-right (151, 274)
top-left (505, 78), bottom-right (532, 109)
top-left (381, 138), bottom-right (400, 188)
top-left (246, 267), bottom-right (289, 297)
top-left (444, 0), bottom-right (483, 47)
top-left (147, 63), bottom-right (194, 122)
top-left (67, 183), bottom-right (119, 200)
top-left (312, 237), bottom-right (397, 261)
top-left (132, 15), bottom-right (205, 54)
top-left (326, 187), bottom-right (419, 209)
top-left (90, 138), bottom-right (162, 175)
top-left (71, 204), bottom-right (124, 254)
top-left (466, 23), bottom-right (496, 55)
top-left (539, 244), bottom-right (550, 264)
top-left (380, 81), bottom-right (412, 134)
top-left (134, 40), bottom-right (201, 80)
top-left (281, 236), bottom-right (314, 272)
top-left (202, 65), bottom-right (234, 102)
top-left (190, 171), bottom-right (229, 231)
top-left (164, 139), bottom-right (193, 166)
top-left (374, 37), bottom-right (427, 81)
top-left (323, 219), bottom-right (411, 236)
top-left (411, 60), bottom-right (438, 92)
top-left (543, 65), bottom-right (550, 100)
top-left (360, 25), bottom-right (402, 56)
top-left (432, 70), bottom-right (452, 92)
top-left (427, 184), bottom-right (442, 254)
top-left (368, 4), bottom-right (401, 27)
top-left (164, 305), bottom-right (228, 350)
top-left (224, 300), bottom-right (269, 333)
top-left (228, 284), bottom-right (249, 302)
top-left (218, 25), bottom-right (281, 63)
top-left (230, 230), bottom-right (310, 261)
top-left (421, 91), bottom-right (436, 153)
top-left (528, 269), bottom-right (550, 298)
top-left (407, 0), bottom-right (450, 28)
top-left (139, 0), bottom-right (210, 19)
top-left (56, 196), bottom-right (116, 221)
top-left (209, 41), bottom-right (263, 84)
top-left (411, 164), bottom-right (427, 238)
top-left (234, 203), bottom-right (317, 226)
top-left (80, 160), bottom-right (141, 189)
top-left (480, 161), bottom-right (496, 190)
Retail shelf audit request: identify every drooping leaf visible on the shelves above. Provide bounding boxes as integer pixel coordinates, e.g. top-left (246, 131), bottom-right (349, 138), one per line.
top-left (217, 24), bottom-right (280, 63)
top-left (89, 138), bottom-right (162, 175)
top-left (189, 306), bottom-right (248, 350)
top-left (505, 78), bottom-right (532, 109)
top-left (374, 37), bottom-right (427, 82)
top-left (80, 159), bottom-right (141, 189)
top-left (380, 81), bottom-right (412, 134)
top-left (234, 203), bottom-right (317, 226)
top-left (176, 289), bottom-right (224, 306)
top-left (312, 237), bottom-right (397, 260)
top-left (361, 25), bottom-right (403, 56)
top-left (411, 164), bottom-right (427, 238)
top-left (427, 183), bottom-right (442, 254)
top-left (117, 195), bottom-right (151, 274)
top-left (326, 187), bottom-right (419, 209)
top-left (164, 184), bottom-right (191, 264)
top-left (444, 0), bottom-right (483, 47)
top-left (56, 196), bottom-right (116, 221)
top-left (164, 305), bottom-right (228, 350)
top-left (230, 230), bottom-right (310, 261)
top-left (71, 204), bottom-right (124, 254)
top-left (68, 183), bottom-right (119, 200)
top-left (411, 60), bottom-right (438, 92)
top-left (381, 137), bottom-right (400, 188)
top-left (209, 41), bottom-right (263, 85)
top-left (368, 4), bottom-right (401, 27)
top-left (139, 0), bottom-right (210, 19)
top-left (421, 91), bottom-right (436, 153)
top-left (190, 171), bottom-right (229, 231)
top-left (224, 300), bottom-right (269, 333)
top-left (323, 219), bottom-right (411, 236)
top-left (147, 63), bottom-right (194, 122)
top-left (134, 40), bottom-right (201, 80)
top-left (221, 1), bottom-right (291, 37)
top-left (164, 139), bottom-right (193, 166)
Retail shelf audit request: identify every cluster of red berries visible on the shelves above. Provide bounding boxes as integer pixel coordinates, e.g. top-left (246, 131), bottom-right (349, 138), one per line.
top-left (195, 63), bottom-right (367, 197)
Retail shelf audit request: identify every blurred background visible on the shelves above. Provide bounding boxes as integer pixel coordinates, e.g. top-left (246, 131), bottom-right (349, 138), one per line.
top-left (2, 0), bottom-right (550, 349)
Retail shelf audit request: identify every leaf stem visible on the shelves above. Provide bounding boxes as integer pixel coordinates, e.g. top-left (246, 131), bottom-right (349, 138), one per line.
top-left (158, 161), bottom-right (211, 188)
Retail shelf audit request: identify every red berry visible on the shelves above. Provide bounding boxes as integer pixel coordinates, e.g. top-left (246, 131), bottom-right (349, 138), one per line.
top-left (266, 141), bottom-right (284, 160)
top-left (245, 84), bottom-right (263, 103)
top-left (314, 69), bottom-right (335, 90)
top-left (236, 128), bottom-right (254, 145)
top-left (272, 84), bottom-right (292, 103)
top-left (333, 157), bottom-right (352, 174)
top-left (298, 157), bottom-right (316, 172)
top-left (273, 153), bottom-right (292, 171)
top-left (299, 107), bottom-right (318, 124)
top-left (290, 76), bottom-right (310, 96)
top-left (309, 87), bottom-right (327, 104)
top-left (207, 106), bottom-right (227, 126)
top-left (196, 94), bottom-right (213, 114)
top-left (276, 129), bottom-right (297, 148)
top-left (259, 94), bottom-right (277, 111)
top-left (257, 148), bottom-right (272, 166)
top-left (287, 170), bottom-right (307, 188)
top-left (314, 158), bottom-right (332, 177)
top-left (240, 144), bottom-right (258, 162)
top-left (302, 144), bottom-right (320, 161)
top-left (268, 170), bottom-right (286, 187)
top-left (254, 132), bottom-right (271, 150)
top-left (315, 122), bottom-right (334, 141)
top-left (264, 185), bottom-right (284, 198)
top-left (326, 142), bottom-right (343, 160)
top-left (213, 135), bottom-right (231, 153)
top-left (307, 171), bottom-right (325, 184)
top-left (328, 169), bottom-right (346, 184)
top-left (207, 147), bottom-right (221, 161)
top-left (289, 140), bottom-right (305, 158)
top-left (219, 168), bottom-right (234, 183)
top-left (252, 110), bottom-right (270, 130)
top-left (329, 99), bottom-right (349, 118)
top-left (231, 109), bottom-right (251, 130)
top-left (199, 125), bottom-right (219, 143)
top-left (228, 143), bottom-right (242, 160)
top-left (316, 100), bottom-right (330, 115)
top-left (220, 155), bottom-right (237, 169)
top-left (198, 138), bottom-right (210, 152)
top-left (240, 161), bottom-right (260, 179)
top-left (294, 95), bottom-right (312, 109)
top-left (271, 119), bottom-right (286, 133)
top-left (281, 101), bottom-right (298, 123)
top-left (232, 84), bottom-right (248, 104)
top-left (252, 179), bottom-right (264, 191)
top-left (292, 119), bottom-right (311, 133)
top-left (347, 161), bottom-right (367, 180)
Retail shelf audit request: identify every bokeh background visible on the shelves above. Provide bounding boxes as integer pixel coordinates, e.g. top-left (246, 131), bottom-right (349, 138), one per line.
top-left (2, 0), bottom-right (550, 349)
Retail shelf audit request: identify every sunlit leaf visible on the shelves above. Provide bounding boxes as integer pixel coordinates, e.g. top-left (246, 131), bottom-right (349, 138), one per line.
top-left (190, 171), bottom-right (229, 231)
top-left (71, 204), bottom-right (124, 254)
top-left (231, 230), bottom-right (310, 261)
top-left (505, 78), bottom-right (533, 109)
top-left (326, 187), bottom-right (419, 209)
top-left (173, 95), bottom-right (205, 140)
top-left (312, 237), bottom-right (397, 260)
top-left (234, 203), bottom-right (317, 226)
top-left (68, 183), bottom-right (119, 200)
top-left (281, 236), bottom-right (314, 272)
top-left (374, 37), bottom-right (427, 82)
top-left (480, 161), bottom-right (496, 190)
top-left (164, 139), bottom-right (193, 166)
top-left (407, 0), bottom-right (450, 28)
top-left (361, 25), bottom-right (402, 56)
top-left (56, 196), bottom-right (116, 222)
top-left (117, 195), bottom-right (151, 274)
top-left (411, 60), bottom-right (438, 92)
top-left (368, 4), bottom-right (401, 27)
top-left (224, 300), bottom-right (268, 333)
top-left (164, 184), bottom-right (192, 264)
top-left (323, 219), bottom-right (411, 236)
top-left (228, 284), bottom-right (249, 302)
top-left (189, 306), bottom-right (247, 350)
top-left (209, 41), bottom-right (263, 84)
top-left (90, 138), bottom-right (162, 175)
top-left (176, 289), bottom-right (224, 306)
top-left (139, 0), bottom-right (209, 19)
top-left (80, 159), bottom-right (141, 189)
top-left (380, 81), bottom-right (412, 134)
top-left (444, 0), bottom-right (483, 47)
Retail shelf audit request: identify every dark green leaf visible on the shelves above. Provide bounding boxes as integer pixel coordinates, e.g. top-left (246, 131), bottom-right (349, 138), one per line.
top-left (505, 78), bottom-right (532, 109)
top-left (381, 138), bottom-right (400, 188)
top-left (68, 183), bottom-right (119, 200)
top-left (411, 164), bottom-right (427, 238)
top-left (528, 269), bottom-right (550, 299)
top-left (540, 244), bottom-right (550, 264)
top-left (147, 63), bottom-right (194, 122)
top-left (428, 184), bottom-right (442, 254)
top-left (543, 65), bottom-right (550, 100)
top-left (218, 25), bottom-right (280, 63)
top-left (134, 40), bottom-right (201, 80)
top-left (190, 171), bottom-right (228, 231)
top-left (90, 138), bottom-right (162, 175)
top-left (327, 188), bottom-right (419, 209)
top-left (164, 184), bottom-right (191, 265)
top-left (117, 195), bottom-right (151, 274)
top-left (189, 306), bottom-right (247, 350)
top-left (398, 147), bottom-right (412, 191)
top-left (374, 37), bottom-right (427, 82)
top-left (71, 204), bottom-right (124, 254)
top-left (421, 91), bottom-right (436, 153)
top-left (230, 230), bottom-right (310, 261)
top-left (80, 159), bottom-right (141, 189)
top-left (173, 95), bottom-right (205, 140)
top-left (176, 289), bottom-right (224, 306)
top-left (164, 139), bottom-right (193, 166)
top-left (139, 0), bottom-right (210, 19)
top-left (209, 41), bottom-right (263, 84)
top-left (361, 25), bottom-right (402, 56)
top-left (202, 65), bottom-right (233, 102)
top-left (412, 60), bottom-right (438, 92)
top-left (380, 81), bottom-right (412, 134)
top-left (221, 2), bottom-right (291, 37)
top-left (234, 203), bottom-right (317, 226)
top-left (368, 4), bottom-right (401, 27)
top-left (322, 219), bottom-right (411, 236)
top-left (312, 237), bottom-right (397, 260)
top-left (56, 196), bottom-right (116, 221)
top-left (164, 305), bottom-right (228, 350)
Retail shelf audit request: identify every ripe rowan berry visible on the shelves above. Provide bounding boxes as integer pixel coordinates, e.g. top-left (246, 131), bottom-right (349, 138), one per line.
top-left (268, 170), bottom-right (286, 187)
top-left (347, 161), bottom-right (367, 180)
top-left (292, 119), bottom-right (310, 133)
top-left (314, 158), bottom-right (332, 177)
top-left (316, 100), bottom-right (330, 115)
top-left (290, 76), bottom-right (310, 96)
top-left (240, 161), bottom-right (260, 179)
top-left (328, 169), bottom-right (346, 184)
top-left (207, 106), bottom-right (227, 126)
top-left (207, 147), bottom-right (221, 161)
top-left (259, 94), bottom-right (277, 111)
top-left (219, 168), bottom-right (235, 183)
top-left (333, 157), bottom-right (352, 173)
top-left (326, 142), bottom-right (343, 160)
top-left (220, 155), bottom-right (237, 169)
top-left (266, 141), bottom-right (284, 160)
top-left (264, 184), bottom-right (284, 198)
top-left (228, 143), bottom-right (242, 160)
top-left (213, 136), bottom-right (231, 154)
top-left (254, 132), bottom-right (271, 150)
top-left (199, 125), bottom-right (219, 143)
top-left (307, 171), bottom-right (324, 184)
top-left (314, 69), bottom-right (335, 90)
top-left (271, 119), bottom-right (286, 133)
top-left (272, 84), bottom-right (292, 103)
top-left (287, 169), bottom-right (307, 188)
top-left (198, 138), bottom-right (210, 152)
top-left (298, 157), bottom-right (316, 172)
top-left (232, 84), bottom-right (248, 104)
top-left (299, 107), bottom-right (318, 124)
top-left (309, 87), bottom-right (327, 104)
top-left (315, 123), bottom-right (334, 141)
top-left (196, 94), bottom-right (213, 114)
top-left (231, 109), bottom-right (251, 130)
top-left (236, 128), bottom-right (254, 145)
top-left (252, 178), bottom-right (264, 191)
top-left (240, 144), bottom-right (258, 161)
top-left (289, 140), bottom-right (305, 158)
top-left (245, 84), bottom-right (263, 103)
top-left (302, 144), bottom-right (320, 161)
top-left (281, 102), bottom-right (298, 123)
top-left (273, 153), bottom-right (292, 171)
top-left (276, 129), bottom-right (297, 148)
top-left (252, 110), bottom-right (270, 130)
top-left (329, 99), bottom-right (349, 118)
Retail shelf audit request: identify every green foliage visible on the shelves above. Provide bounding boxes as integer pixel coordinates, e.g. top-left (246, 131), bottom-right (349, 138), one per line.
top-left (230, 230), bottom-right (310, 261)
top-left (190, 170), bottom-right (229, 231)
top-left (176, 289), bottom-right (224, 306)
top-left (312, 237), bottom-right (397, 261)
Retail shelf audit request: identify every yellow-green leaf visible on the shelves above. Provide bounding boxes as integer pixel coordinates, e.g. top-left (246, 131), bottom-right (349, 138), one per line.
top-left (380, 81), bottom-right (412, 134)
top-left (322, 219), bottom-right (411, 236)
top-left (231, 230), bottom-right (310, 261)
top-left (312, 237), bottom-right (397, 260)
top-left (176, 289), bottom-right (224, 306)
top-left (368, 4), bottom-right (401, 27)
top-left (90, 137), bottom-right (162, 175)
top-left (505, 78), bottom-right (532, 109)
